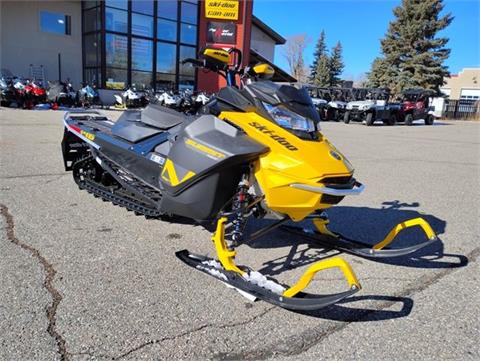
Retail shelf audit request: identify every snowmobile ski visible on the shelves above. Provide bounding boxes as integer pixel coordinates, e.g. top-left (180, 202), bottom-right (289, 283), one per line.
top-left (281, 216), bottom-right (438, 259)
top-left (176, 250), bottom-right (360, 311)
top-left (176, 217), bottom-right (361, 311)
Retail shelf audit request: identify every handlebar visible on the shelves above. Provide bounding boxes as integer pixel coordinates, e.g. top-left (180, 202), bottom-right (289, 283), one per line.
top-left (181, 47), bottom-right (244, 87)
top-left (181, 58), bottom-right (205, 67)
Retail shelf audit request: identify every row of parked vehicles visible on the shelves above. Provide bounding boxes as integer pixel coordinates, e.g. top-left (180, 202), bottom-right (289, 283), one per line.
top-left (112, 87), bottom-right (210, 114)
top-left (307, 86), bottom-right (441, 126)
top-left (0, 69), bottom-right (210, 115)
top-left (0, 76), bottom-right (101, 109)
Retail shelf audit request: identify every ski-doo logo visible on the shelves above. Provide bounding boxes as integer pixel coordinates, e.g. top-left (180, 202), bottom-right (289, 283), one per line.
top-left (248, 122), bottom-right (298, 151)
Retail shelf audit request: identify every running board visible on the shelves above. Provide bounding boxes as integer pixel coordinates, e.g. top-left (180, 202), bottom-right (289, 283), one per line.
top-left (281, 217), bottom-right (438, 259)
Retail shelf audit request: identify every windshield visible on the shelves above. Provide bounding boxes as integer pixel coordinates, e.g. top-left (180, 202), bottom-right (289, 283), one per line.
top-left (245, 81), bottom-right (320, 140)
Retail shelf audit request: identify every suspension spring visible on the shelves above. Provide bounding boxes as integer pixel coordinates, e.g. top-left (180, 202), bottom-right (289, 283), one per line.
top-left (231, 175), bottom-right (250, 245)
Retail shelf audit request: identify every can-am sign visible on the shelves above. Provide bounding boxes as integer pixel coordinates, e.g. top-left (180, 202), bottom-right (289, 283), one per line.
top-left (207, 22), bottom-right (236, 44)
top-left (205, 0), bottom-right (239, 20)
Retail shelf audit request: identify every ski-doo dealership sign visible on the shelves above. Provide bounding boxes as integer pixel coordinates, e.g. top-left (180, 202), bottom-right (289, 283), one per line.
top-left (205, 0), bottom-right (239, 20)
top-left (207, 22), bottom-right (236, 44)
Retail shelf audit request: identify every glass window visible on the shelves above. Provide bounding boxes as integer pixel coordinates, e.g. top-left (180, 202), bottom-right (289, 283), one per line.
top-left (83, 7), bottom-right (101, 33)
top-left (132, 71), bottom-right (153, 90)
top-left (132, 38), bottom-right (153, 71)
top-left (180, 23), bottom-right (197, 45)
top-left (105, 0), bottom-right (128, 10)
top-left (181, 2), bottom-right (197, 24)
top-left (40, 11), bottom-right (71, 35)
top-left (105, 7), bottom-right (128, 33)
top-left (83, 1), bottom-right (99, 10)
top-left (132, 13), bottom-right (153, 37)
top-left (156, 73), bottom-right (176, 91)
top-left (157, 19), bottom-right (177, 42)
top-left (179, 76), bottom-right (195, 91)
top-left (84, 68), bottom-right (101, 87)
top-left (179, 46), bottom-right (196, 76)
top-left (132, 0), bottom-right (153, 15)
top-left (106, 68), bottom-right (127, 89)
top-left (105, 33), bottom-right (128, 68)
top-left (84, 34), bottom-right (102, 67)
top-left (157, 42), bottom-right (176, 74)
top-left (158, 1), bottom-right (178, 20)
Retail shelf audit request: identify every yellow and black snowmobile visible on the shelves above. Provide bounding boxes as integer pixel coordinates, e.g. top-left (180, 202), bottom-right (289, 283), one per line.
top-left (61, 48), bottom-right (438, 311)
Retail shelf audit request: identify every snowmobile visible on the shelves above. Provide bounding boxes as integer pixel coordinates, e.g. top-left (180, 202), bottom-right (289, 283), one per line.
top-left (61, 47), bottom-right (438, 311)
top-left (47, 81), bottom-right (77, 108)
top-left (24, 80), bottom-right (47, 109)
top-left (156, 90), bottom-right (183, 109)
top-left (114, 87), bottom-right (148, 109)
top-left (78, 83), bottom-right (102, 108)
top-left (0, 77), bottom-right (14, 107)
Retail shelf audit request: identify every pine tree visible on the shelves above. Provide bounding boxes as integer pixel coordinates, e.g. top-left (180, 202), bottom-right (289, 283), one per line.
top-left (366, 57), bottom-right (389, 88)
top-left (309, 30), bottom-right (327, 81)
top-left (313, 55), bottom-right (331, 87)
top-left (368, 0), bottom-right (453, 94)
top-left (329, 41), bottom-right (344, 86)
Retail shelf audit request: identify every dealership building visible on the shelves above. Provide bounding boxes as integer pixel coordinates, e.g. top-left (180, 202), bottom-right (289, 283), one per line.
top-left (0, 0), bottom-right (294, 98)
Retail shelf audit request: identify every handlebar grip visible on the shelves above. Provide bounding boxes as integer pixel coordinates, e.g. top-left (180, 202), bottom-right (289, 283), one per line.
top-left (181, 58), bottom-right (204, 67)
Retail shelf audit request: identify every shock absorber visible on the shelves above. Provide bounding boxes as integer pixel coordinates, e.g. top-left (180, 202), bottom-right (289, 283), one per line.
top-left (231, 174), bottom-right (250, 246)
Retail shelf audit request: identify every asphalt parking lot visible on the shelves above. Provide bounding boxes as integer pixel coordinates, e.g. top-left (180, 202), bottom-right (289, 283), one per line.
top-left (1, 107), bottom-right (479, 361)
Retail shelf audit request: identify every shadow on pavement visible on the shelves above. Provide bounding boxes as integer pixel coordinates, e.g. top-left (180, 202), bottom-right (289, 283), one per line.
top-left (295, 295), bottom-right (414, 321)
top-left (245, 200), bottom-right (466, 274)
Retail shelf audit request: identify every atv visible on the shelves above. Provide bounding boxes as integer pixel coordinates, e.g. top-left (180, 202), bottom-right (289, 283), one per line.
top-left (398, 89), bottom-right (436, 126)
top-left (61, 47), bottom-right (438, 311)
top-left (344, 88), bottom-right (399, 126)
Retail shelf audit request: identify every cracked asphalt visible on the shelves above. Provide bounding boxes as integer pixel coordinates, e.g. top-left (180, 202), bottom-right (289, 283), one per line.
top-left (0, 107), bottom-right (479, 361)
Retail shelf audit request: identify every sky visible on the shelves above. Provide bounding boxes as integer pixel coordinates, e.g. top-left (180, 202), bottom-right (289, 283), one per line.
top-left (253, 0), bottom-right (480, 80)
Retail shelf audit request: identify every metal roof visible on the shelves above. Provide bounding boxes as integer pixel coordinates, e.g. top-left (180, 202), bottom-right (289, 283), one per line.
top-left (252, 15), bottom-right (286, 45)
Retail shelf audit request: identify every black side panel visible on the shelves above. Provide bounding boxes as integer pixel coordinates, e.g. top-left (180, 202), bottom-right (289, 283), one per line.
top-left (159, 115), bottom-right (268, 220)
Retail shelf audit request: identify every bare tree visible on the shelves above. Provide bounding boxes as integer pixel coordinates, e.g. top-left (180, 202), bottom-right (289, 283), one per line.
top-left (353, 73), bottom-right (368, 88)
top-left (282, 34), bottom-right (310, 83)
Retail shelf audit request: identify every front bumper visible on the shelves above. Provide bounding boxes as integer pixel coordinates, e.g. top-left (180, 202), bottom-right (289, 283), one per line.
top-left (290, 181), bottom-right (365, 196)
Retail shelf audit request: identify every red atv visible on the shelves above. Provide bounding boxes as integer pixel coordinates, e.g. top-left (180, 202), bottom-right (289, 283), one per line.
top-left (398, 89), bottom-right (436, 126)
top-left (24, 81), bottom-right (47, 109)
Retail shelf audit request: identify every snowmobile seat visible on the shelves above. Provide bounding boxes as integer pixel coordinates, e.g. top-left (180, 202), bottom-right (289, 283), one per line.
top-left (112, 116), bottom-right (164, 143)
top-left (111, 105), bottom-right (187, 143)
top-left (140, 104), bottom-right (186, 130)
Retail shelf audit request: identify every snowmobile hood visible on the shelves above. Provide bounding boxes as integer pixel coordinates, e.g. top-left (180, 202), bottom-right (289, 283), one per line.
top-left (220, 110), bottom-right (354, 220)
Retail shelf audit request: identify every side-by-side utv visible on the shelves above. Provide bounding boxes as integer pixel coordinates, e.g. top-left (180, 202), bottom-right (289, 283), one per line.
top-left (344, 88), bottom-right (400, 126)
top-left (397, 89), bottom-right (437, 125)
